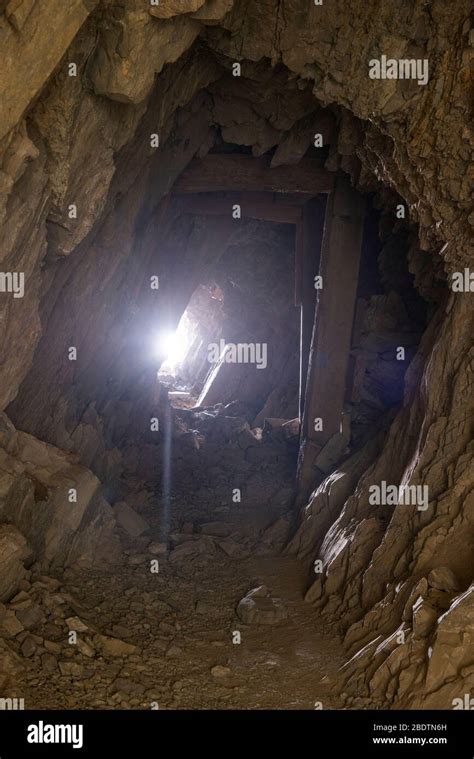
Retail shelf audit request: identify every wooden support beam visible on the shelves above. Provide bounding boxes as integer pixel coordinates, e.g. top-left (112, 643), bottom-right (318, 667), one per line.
top-left (172, 154), bottom-right (334, 195)
top-left (176, 195), bottom-right (302, 224)
top-left (297, 176), bottom-right (366, 502)
top-left (298, 197), bottom-right (327, 421)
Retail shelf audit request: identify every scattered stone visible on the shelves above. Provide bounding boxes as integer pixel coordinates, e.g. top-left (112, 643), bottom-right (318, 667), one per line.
top-left (168, 537), bottom-right (214, 563)
top-left (58, 661), bottom-right (84, 678)
top-left (15, 603), bottom-right (44, 630)
top-left (44, 640), bottom-right (61, 655)
top-left (65, 616), bottom-right (90, 633)
top-left (211, 665), bottom-right (231, 678)
top-left (237, 585), bottom-right (288, 625)
top-left (148, 542), bottom-right (168, 556)
top-left (0, 611), bottom-right (24, 638)
top-left (43, 623), bottom-right (63, 641)
top-left (32, 575), bottom-right (61, 591)
top-left (113, 501), bottom-right (150, 537)
top-left (20, 635), bottom-right (37, 658)
top-left (0, 639), bottom-right (24, 690)
top-left (94, 634), bottom-right (138, 657)
top-left (76, 637), bottom-right (96, 658)
top-left (41, 652), bottom-right (59, 672)
top-left (10, 590), bottom-right (32, 606)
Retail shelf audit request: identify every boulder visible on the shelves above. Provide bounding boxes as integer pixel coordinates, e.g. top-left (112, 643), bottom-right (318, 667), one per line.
top-left (168, 536), bottom-right (215, 563)
top-left (0, 431), bottom-right (120, 569)
top-left (94, 634), bottom-right (138, 658)
top-left (237, 585), bottom-right (288, 625)
top-left (113, 502), bottom-right (150, 538)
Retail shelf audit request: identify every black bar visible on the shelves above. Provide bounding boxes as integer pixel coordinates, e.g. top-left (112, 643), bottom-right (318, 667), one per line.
top-left (0, 709), bottom-right (471, 757)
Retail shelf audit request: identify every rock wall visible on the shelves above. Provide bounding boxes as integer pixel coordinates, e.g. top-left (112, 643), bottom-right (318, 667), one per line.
top-left (0, 412), bottom-right (120, 585)
top-left (2, 0), bottom-right (470, 417)
top-left (288, 292), bottom-right (473, 707)
top-left (0, 0), bottom-right (472, 708)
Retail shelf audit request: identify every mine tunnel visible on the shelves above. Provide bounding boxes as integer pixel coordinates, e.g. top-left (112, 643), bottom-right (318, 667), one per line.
top-left (0, 0), bottom-right (473, 721)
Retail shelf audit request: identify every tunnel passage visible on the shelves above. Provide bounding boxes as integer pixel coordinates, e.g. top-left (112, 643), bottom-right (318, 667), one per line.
top-left (0, 0), bottom-right (472, 714)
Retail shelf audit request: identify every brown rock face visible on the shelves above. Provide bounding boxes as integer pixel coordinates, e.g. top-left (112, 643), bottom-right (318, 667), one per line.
top-left (0, 0), bottom-right (471, 713)
top-left (0, 524), bottom-right (32, 602)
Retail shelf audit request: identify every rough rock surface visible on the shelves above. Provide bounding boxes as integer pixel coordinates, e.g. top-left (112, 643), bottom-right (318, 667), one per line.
top-left (237, 585), bottom-right (288, 626)
top-left (0, 414), bottom-right (120, 570)
top-left (0, 0), bottom-right (472, 711)
top-left (114, 502), bottom-right (150, 538)
top-left (0, 525), bottom-right (33, 602)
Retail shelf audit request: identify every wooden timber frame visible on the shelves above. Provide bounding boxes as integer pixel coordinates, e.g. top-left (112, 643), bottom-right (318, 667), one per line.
top-left (170, 154), bottom-right (366, 505)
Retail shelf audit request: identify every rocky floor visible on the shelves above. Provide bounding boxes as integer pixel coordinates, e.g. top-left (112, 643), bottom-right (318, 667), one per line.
top-left (0, 405), bottom-right (353, 710)
top-left (3, 506), bottom-right (345, 710)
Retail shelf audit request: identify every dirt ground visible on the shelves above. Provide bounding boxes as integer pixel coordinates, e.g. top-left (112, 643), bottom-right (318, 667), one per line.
top-left (18, 498), bottom-right (346, 710)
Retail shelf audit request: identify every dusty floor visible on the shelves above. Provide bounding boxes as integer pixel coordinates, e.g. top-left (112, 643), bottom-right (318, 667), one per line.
top-left (16, 500), bottom-right (345, 710)
top-left (6, 409), bottom-right (350, 711)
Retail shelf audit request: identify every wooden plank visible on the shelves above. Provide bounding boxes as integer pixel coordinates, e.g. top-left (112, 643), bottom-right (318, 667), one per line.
top-left (176, 196), bottom-right (302, 224)
top-left (172, 154), bottom-right (334, 195)
top-left (299, 196), bottom-right (327, 421)
top-left (297, 176), bottom-right (365, 501)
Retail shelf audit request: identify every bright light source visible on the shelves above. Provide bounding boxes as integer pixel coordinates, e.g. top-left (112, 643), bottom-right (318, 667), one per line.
top-left (155, 318), bottom-right (193, 372)
top-left (154, 330), bottom-right (182, 364)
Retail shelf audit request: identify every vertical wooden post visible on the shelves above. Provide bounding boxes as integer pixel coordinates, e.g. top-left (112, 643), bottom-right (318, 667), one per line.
top-left (299, 196), bottom-right (327, 423)
top-left (297, 176), bottom-right (365, 503)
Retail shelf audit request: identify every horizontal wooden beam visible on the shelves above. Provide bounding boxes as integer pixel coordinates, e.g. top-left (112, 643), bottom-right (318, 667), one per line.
top-left (176, 196), bottom-right (302, 224)
top-left (172, 154), bottom-right (334, 195)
